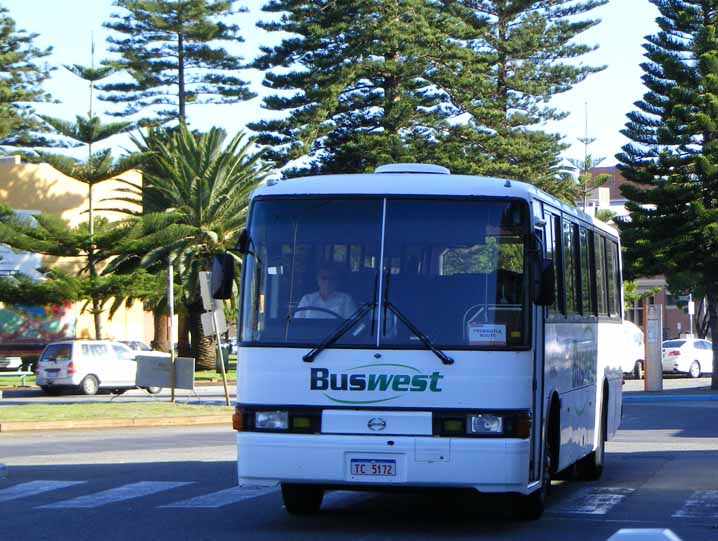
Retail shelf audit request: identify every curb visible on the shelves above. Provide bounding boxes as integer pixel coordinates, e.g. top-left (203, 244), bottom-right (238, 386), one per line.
top-left (0, 415), bottom-right (230, 433)
top-left (624, 394), bottom-right (718, 403)
top-left (0, 463), bottom-right (6, 479)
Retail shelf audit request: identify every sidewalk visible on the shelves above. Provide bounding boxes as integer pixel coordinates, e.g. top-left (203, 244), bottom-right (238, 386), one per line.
top-left (623, 376), bottom-right (718, 402)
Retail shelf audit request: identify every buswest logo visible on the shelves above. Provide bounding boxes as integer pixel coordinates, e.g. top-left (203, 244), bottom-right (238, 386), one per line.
top-left (310, 363), bottom-right (444, 405)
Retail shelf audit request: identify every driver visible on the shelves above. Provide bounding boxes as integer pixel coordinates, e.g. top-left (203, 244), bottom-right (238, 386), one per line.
top-left (295, 265), bottom-right (357, 319)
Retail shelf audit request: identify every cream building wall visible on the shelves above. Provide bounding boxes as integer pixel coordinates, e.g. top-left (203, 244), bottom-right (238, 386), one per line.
top-left (0, 155), bottom-right (153, 344)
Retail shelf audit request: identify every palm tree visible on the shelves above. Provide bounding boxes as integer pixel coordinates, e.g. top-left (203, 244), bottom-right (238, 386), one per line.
top-left (117, 124), bottom-right (268, 369)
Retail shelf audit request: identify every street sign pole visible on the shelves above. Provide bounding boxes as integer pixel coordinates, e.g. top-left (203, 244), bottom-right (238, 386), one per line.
top-left (169, 258), bottom-right (175, 403)
top-left (688, 293), bottom-right (695, 337)
top-left (212, 309), bottom-right (231, 407)
top-left (199, 271), bottom-right (231, 406)
top-left (645, 304), bottom-right (663, 392)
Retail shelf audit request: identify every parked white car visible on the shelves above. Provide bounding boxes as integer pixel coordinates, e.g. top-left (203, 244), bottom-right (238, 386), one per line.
top-left (35, 340), bottom-right (163, 395)
top-left (622, 321), bottom-right (645, 379)
top-left (661, 337), bottom-right (714, 378)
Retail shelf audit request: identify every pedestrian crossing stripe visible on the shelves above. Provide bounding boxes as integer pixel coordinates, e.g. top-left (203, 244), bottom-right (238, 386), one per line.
top-left (38, 481), bottom-right (193, 509)
top-left (159, 485), bottom-right (277, 508)
top-left (0, 481), bottom-right (86, 503)
top-left (4, 480), bottom-right (718, 518)
top-left (673, 490), bottom-right (718, 518)
top-left (550, 487), bottom-right (636, 515)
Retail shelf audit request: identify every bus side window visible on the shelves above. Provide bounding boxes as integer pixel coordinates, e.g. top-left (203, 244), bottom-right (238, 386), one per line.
top-left (606, 239), bottom-right (621, 319)
top-left (544, 211), bottom-right (563, 316)
top-left (579, 227), bottom-right (593, 317)
top-left (562, 219), bottom-right (577, 315)
top-left (594, 235), bottom-right (608, 316)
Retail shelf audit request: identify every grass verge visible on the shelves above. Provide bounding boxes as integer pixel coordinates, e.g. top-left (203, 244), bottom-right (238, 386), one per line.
top-left (0, 402), bottom-right (233, 422)
top-left (0, 374), bottom-right (36, 387)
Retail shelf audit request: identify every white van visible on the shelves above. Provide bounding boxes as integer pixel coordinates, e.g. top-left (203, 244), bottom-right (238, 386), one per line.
top-left (622, 321), bottom-right (645, 379)
top-left (35, 340), bottom-right (163, 395)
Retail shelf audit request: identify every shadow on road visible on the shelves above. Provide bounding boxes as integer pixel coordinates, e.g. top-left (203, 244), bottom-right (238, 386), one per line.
top-left (620, 402), bottom-right (718, 438)
top-left (4, 450), bottom-right (716, 541)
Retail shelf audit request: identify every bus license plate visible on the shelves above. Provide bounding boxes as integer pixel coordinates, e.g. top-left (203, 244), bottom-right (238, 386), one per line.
top-left (350, 459), bottom-right (396, 477)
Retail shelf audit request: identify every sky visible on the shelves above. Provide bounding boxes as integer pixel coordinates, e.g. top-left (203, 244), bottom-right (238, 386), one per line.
top-left (3, 0), bottom-right (661, 170)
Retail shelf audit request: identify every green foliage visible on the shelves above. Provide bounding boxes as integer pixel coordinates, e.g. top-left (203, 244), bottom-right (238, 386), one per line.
top-left (595, 209), bottom-right (616, 223)
top-left (0, 203), bottom-right (150, 311)
top-left (251, 0), bottom-right (606, 198)
top-left (251, 0), bottom-right (463, 175)
top-left (32, 62), bottom-right (149, 338)
top-left (623, 280), bottom-right (660, 312)
top-left (0, 270), bottom-right (80, 306)
top-left (433, 1), bottom-right (607, 188)
top-left (120, 125), bottom-right (268, 294)
top-left (101, 0), bottom-right (255, 124)
top-left (112, 124), bottom-right (267, 368)
top-left (0, 5), bottom-right (54, 148)
top-left (616, 0), bottom-right (718, 388)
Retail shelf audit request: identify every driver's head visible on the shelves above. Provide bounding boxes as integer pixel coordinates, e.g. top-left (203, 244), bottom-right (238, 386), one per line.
top-left (317, 264), bottom-right (339, 297)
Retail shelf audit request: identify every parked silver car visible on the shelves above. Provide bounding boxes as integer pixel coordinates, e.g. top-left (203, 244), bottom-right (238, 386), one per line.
top-left (35, 340), bottom-right (163, 395)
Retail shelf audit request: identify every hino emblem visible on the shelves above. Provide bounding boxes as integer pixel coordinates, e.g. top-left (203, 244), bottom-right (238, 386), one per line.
top-left (367, 417), bottom-right (387, 432)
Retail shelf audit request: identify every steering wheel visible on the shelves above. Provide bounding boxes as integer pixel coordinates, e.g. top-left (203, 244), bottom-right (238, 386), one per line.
top-left (292, 306), bottom-right (344, 319)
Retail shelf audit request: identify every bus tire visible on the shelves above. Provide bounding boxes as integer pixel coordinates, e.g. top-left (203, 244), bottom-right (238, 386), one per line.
top-left (281, 483), bottom-right (324, 515)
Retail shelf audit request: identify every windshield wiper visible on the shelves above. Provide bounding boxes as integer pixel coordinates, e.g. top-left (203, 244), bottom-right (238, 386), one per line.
top-left (303, 302), bottom-right (375, 363)
top-left (382, 269), bottom-right (454, 365)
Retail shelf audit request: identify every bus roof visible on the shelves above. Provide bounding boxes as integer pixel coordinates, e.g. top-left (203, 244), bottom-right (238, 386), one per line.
top-left (252, 165), bottom-right (618, 238)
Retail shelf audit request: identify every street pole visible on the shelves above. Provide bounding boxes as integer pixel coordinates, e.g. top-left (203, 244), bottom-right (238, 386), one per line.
top-left (645, 303), bottom-right (663, 392)
top-left (211, 309), bottom-right (231, 407)
top-left (688, 293), bottom-right (694, 337)
top-left (168, 258), bottom-right (175, 404)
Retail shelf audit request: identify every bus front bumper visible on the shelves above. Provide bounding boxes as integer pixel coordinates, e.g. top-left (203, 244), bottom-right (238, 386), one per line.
top-left (237, 432), bottom-right (532, 494)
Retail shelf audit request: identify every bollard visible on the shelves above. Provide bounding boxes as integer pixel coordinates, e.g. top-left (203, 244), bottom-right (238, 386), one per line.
top-left (608, 529), bottom-right (682, 541)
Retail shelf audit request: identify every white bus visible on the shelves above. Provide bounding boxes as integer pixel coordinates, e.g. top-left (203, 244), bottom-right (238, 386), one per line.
top-left (213, 163), bottom-right (625, 519)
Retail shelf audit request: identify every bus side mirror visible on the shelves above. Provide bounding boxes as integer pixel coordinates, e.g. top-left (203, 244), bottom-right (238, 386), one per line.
top-left (533, 258), bottom-right (555, 306)
top-left (211, 253), bottom-right (235, 299)
top-left (237, 228), bottom-right (250, 255)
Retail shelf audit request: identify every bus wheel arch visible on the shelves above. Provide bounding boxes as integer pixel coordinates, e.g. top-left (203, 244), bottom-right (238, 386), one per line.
top-left (547, 392), bottom-right (561, 475)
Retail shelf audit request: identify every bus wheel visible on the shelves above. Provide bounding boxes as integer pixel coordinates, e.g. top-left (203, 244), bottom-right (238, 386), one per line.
top-left (281, 483), bottom-right (324, 515)
top-left (514, 438), bottom-right (551, 520)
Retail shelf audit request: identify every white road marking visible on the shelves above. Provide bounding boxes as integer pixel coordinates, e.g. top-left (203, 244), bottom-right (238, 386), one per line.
top-left (551, 487), bottom-right (636, 515)
top-left (160, 485), bottom-right (277, 508)
top-left (673, 490), bottom-right (718, 518)
top-left (0, 481), bottom-right (85, 503)
top-left (38, 481), bottom-right (192, 509)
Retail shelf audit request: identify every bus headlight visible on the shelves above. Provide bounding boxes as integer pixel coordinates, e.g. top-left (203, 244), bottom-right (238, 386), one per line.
top-left (468, 413), bottom-right (503, 435)
top-left (434, 410), bottom-right (530, 438)
top-left (255, 410), bottom-right (289, 430)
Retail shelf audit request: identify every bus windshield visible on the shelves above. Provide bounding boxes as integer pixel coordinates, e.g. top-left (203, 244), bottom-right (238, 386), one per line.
top-left (241, 197), bottom-right (530, 349)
